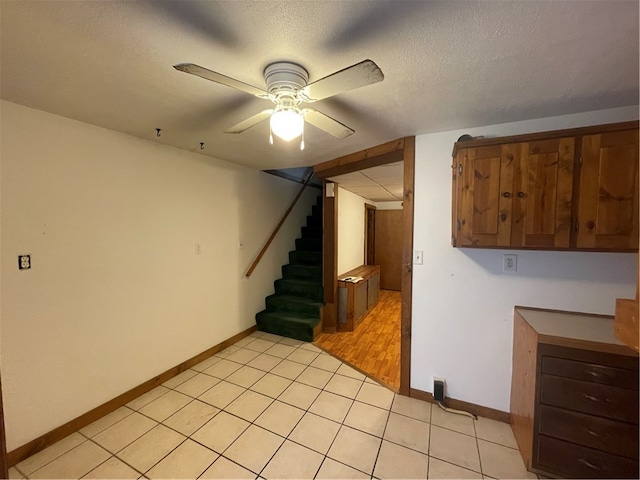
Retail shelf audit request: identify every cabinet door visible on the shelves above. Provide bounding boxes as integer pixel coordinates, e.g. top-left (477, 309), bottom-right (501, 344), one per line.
top-left (512, 138), bottom-right (574, 248)
top-left (454, 145), bottom-right (516, 246)
top-left (578, 130), bottom-right (639, 250)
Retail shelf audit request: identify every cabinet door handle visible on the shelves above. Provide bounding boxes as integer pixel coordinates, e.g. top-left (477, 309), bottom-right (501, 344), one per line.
top-left (517, 191), bottom-right (525, 198)
top-left (583, 394), bottom-right (602, 402)
top-left (502, 192), bottom-right (511, 198)
top-left (578, 458), bottom-right (600, 470)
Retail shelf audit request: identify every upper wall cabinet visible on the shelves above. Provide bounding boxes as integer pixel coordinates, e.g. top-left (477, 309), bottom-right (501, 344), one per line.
top-left (452, 122), bottom-right (639, 252)
top-left (578, 130), bottom-right (639, 250)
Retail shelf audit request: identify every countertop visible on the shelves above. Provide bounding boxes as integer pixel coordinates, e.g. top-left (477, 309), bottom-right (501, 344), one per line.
top-left (515, 306), bottom-right (638, 357)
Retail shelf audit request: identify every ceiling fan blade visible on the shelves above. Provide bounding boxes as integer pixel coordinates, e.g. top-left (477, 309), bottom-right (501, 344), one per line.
top-left (303, 109), bottom-right (354, 139)
top-left (224, 109), bottom-right (273, 134)
top-left (174, 63), bottom-right (270, 99)
top-left (298, 60), bottom-right (384, 103)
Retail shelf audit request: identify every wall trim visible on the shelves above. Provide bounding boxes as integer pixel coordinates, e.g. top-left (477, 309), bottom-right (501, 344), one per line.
top-left (6, 325), bottom-right (257, 467)
top-left (409, 387), bottom-right (510, 424)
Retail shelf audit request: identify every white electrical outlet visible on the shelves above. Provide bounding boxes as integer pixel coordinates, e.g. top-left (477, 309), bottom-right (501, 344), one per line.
top-left (433, 377), bottom-right (446, 401)
top-left (413, 250), bottom-right (423, 265)
top-left (18, 254), bottom-right (31, 270)
top-left (195, 243), bottom-right (202, 255)
top-left (503, 254), bottom-right (517, 272)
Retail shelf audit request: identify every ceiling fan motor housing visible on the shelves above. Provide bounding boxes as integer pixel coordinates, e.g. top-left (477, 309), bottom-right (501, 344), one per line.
top-left (264, 62), bottom-right (309, 100)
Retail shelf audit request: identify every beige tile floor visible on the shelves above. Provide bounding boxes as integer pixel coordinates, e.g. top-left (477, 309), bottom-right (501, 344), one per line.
top-left (9, 332), bottom-right (539, 479)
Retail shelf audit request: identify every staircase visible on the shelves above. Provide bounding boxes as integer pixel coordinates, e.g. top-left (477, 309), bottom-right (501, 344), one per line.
top-left (256, 196), bottom-right (323, 342)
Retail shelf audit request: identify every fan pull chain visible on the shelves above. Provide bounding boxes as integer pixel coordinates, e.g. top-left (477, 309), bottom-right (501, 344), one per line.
top-left (300, 125), bottom-right (305, 151)
top-left (269, 122), bottom-right (274, 145)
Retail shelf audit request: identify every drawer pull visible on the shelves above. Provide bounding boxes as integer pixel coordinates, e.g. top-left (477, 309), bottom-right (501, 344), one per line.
top-left (583, 394), bottom-right (601, 402)
top-left (585, 428), bottom-right (599, 437)
top-left (585, 369), bottom-right (601, 377)
top-left (578, 458), bottom-right (600, 470)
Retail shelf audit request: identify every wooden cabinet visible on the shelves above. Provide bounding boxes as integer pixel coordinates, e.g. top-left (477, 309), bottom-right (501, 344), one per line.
top-left (452, 121), bottom-right (639, 251)
top-left (337, 265), bottom-right (380, 332)
top-left (511, 307), bottom-right (639, 478)
top-left (578, 129), bottom-right (639, 250)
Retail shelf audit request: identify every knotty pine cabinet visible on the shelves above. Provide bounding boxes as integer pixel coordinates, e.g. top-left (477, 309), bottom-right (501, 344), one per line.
top-left (511, 307), bottom-right (639, 478)
top-left (337, 265), bottom-right (380, 332)
top-left (451, 121), bottom-right (639, 251)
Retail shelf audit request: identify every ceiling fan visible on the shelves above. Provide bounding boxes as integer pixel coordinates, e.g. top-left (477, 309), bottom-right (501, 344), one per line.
top-left (173, 59), bottom-right (384, 150)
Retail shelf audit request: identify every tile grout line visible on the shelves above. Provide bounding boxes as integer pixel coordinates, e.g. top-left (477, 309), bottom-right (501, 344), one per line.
top-left (188, 338), bottom-right (325, 478)
top-left (14, 433), bottom-right (89, 478)
top-left (312, 374), bottom-right (376, 478)
top-left (213, 340), bottom-right (368, 479)
top-left (426, 412), bottom-right (433, 479)
top-left (18, 335), bottom-right (395, 479)
top-left (473, 416), bottom-right (486, 477)
top-left (195, 338), bottom-right (397, 477)
top-left (368, 388), bottom-right (394, 479)
top-left (227, 341), bottom-right (339, 477)
top-left (82, 434), bottom-right (146, 478)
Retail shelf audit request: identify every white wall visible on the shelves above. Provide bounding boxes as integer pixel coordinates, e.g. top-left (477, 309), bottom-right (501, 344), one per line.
top-left (337, 187), bottom-right (373, 275)
top-left (376, 201), bottom-right (403, 211)
top-left (412, 106), bottom-right (638, 412)
top-left (0, 100), bottom-right (317, 450)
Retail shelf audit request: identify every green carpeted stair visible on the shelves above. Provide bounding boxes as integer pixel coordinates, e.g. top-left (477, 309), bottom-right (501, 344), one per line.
top-left (256, 196), bottom-right (323, 341)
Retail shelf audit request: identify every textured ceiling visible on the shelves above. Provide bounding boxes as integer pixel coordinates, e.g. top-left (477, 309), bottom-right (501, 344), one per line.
top-left (1, 1), bottom-right (638, 170)
top-left (329, 162), bottom-right (403, 202)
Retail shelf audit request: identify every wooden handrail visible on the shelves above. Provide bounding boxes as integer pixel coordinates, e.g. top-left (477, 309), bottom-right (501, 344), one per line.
top-left (245, 173), bottom-right (314, 278)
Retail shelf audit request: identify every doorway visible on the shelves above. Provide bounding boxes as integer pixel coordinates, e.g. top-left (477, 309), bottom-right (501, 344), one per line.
top-left (312, 137), bottom-right (414, 395)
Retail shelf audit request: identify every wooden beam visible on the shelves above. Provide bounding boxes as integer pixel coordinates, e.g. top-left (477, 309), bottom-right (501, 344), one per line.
top-left (400, 136), bottom-right (415, 396)
top-left (314, 138), bottom-right (405, 179)
top-left (322, 182), bottom-right (338, 333)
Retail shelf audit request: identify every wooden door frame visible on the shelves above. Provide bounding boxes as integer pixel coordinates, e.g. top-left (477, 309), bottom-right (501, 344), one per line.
top-left (364, 203), bottom-right (376, 265)
top-left (0, 375), bottom-right (8, 477)
top-left (314, 137), bottom-right (414, 396)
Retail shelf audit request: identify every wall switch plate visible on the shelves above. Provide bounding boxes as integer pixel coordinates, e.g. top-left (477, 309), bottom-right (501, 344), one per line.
top-left (326, 183), bottom-right (335, 197)
top-left (413, 250), bottom-right (423, 265)
top-left (195, 243), bottom-right (202, 255)
top-left (18, 254), bottom-right (31, 270)
top-left (433, 377), bottom-right (446, 401)
top-left (503, 254), bottom-right (517, 272)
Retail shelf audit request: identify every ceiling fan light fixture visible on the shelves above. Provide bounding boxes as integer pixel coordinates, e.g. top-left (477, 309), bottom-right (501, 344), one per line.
top-left (270, 108), bottom-right (304, 141)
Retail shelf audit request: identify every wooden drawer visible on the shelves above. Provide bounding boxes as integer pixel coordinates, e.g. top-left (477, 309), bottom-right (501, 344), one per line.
top-left (538, 404), bottom-right (639, 458)
top-left (540, 374), bottom-right (638, 423)
top-left (536, 435), bottom-right (638, 479)
top-left (542, 356), bottom-right (637, 389)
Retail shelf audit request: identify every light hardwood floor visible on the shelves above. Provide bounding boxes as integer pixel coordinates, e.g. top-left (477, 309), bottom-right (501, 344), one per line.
top-left (315, 290), bottom-right (401, 391)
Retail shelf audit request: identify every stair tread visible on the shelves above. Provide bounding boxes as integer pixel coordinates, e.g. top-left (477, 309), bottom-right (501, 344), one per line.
top-left (276, 278), bottom-right (322, 286)
top-left (257, 310), bottom-right (320, 324)
top-left (266, 294), bottom-right (323, 306)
